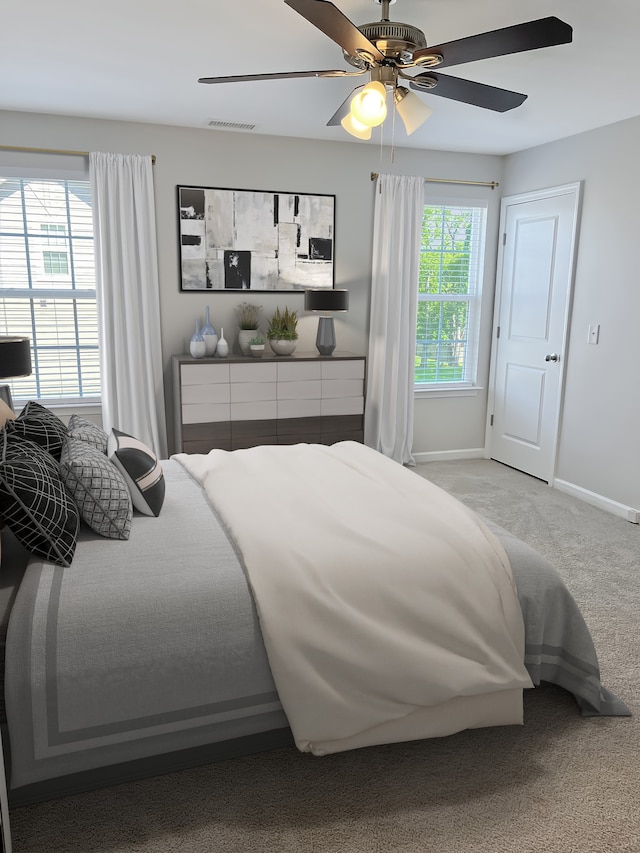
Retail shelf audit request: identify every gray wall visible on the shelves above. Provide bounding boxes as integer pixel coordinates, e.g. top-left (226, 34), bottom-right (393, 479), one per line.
top-left (0, 109), bottom-right (503, 456)
top-left (2, 108), bottom-right (638, 515)
top-left (502, 115), bottom-right (640, 514)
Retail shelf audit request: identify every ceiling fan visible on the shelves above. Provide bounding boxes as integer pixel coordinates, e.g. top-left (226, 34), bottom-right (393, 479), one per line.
top-left (198, 0), bottom-right (573, 138)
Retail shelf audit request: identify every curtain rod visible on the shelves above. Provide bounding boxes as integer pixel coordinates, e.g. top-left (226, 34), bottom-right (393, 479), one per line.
top-left (370, 172), bottom-right (498, 190)
top-left (0, 145), bottom-right (156, 165)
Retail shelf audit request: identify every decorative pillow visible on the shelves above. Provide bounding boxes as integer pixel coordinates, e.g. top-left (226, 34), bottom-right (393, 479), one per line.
top-left (60, 436), bottom-right (132, 540)
top-left (0, 432), bottom-right (79, 566)
top-left (6, 401), bottom-right (68, 459)
top-left (67, 414), bottom-right (109, 455)
top-left (107, 429), bottom-right (165, 517)
top-left (0, 399), bottom-right (15, 429)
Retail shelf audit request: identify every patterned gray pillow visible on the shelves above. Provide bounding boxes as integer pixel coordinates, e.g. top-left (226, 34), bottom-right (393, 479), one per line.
top-left (67, 414), bottom-right (109, 455)
top-left (60, 436), bottom-right (132, 540)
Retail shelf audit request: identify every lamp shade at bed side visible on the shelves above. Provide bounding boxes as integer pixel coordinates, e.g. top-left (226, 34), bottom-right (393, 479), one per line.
top-left (304, 290), bottom-right (349, 356)
top-left (0, 336), bottom-right (32, 411)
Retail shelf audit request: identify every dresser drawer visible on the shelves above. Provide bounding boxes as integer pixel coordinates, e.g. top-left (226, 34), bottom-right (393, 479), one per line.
top-left (321, 396), bottom-right (364, 416)
top-left (182, 422), bottom-right (231, 452)
top-left (278, 361), bottom-right (322, 381)
top-left (230, 362), bottom-right (277, 383)
top-left (322, 378), bottom-right (363, 399)
top-left (230, 382), bottom-right (277, 403)
top-left (230, 400), bottom-right (278, 421)
top-left (278, 399), bottom-right (322, 419)
top-left (322, 359), bottom-right (365, 380)
top-left (181, 383), bottom-right (230, 405)
top-left (277, 379), bottom-right (322, 400)
top-left (182, 402), bottom-right (231, 424)
top-left (181, 363), bottom-right (230, 385)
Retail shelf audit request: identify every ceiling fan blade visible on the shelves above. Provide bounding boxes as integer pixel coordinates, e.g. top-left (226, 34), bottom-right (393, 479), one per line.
top-left (325, 85), bottom-right (364, 126)
top-left (410, 72), bottom-right (526, 112)
top-left (198, 69), bottom-right (362, 84)
top-left (285, 0), bottom-right (385, 63)
top-left (413, 17), bottom-right (572, 69)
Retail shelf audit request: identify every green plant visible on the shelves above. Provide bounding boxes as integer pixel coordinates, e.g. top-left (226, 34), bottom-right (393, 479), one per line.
top-left (235, 301), bottom-right (262, 330)
top-left (249, 335), bottom-right (264, 346)
top-left (266, 306), bottom-right (298, 341)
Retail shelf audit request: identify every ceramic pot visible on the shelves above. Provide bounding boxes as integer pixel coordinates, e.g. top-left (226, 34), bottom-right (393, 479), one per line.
top-left (238, 328), bottom-right (258, 356)
top-left (269, 339), bottom-right (296, 356)
top-left (249, 344), bottom-right (265, 358)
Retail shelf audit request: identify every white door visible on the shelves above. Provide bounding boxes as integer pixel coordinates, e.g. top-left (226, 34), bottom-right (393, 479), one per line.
top-left (488, 183), bottom-right (581, 482)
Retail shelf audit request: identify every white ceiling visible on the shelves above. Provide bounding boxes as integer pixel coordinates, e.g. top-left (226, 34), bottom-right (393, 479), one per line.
top-left (4, 0), bottom-right (640, 156)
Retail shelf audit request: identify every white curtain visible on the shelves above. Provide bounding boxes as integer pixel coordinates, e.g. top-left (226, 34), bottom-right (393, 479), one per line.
top-left (89, 152), bottom-right (167, 457)
top-left (364, 173), bottom-right (424, 465)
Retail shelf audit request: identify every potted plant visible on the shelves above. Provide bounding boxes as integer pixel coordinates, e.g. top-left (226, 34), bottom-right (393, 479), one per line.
top-left (235, 301), bottom-right (262, 355)
top-left (267, 307), bottom-right (298, 355)
top-left (248, 335), bottom-right (265, 358)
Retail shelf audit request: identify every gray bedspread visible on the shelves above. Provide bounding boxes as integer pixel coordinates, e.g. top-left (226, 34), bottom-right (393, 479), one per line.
top-left (484, 520), bottom-right (629, 717)
top-left (4, 459), bottom-right (629, 792)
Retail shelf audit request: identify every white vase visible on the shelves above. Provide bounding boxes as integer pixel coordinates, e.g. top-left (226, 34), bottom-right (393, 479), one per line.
top-left (269, 339), bottom-right (297, 356)
top-left (217, 328), bottom-right (229, 358)
top-left (238, 328), bottom-right (258, 356)
top-left (189, 320), bottom-right (206, 359)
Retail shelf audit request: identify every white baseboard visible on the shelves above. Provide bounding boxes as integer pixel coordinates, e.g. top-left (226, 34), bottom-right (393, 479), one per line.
top-left (412, 453), bottom-right (639, 524)
top-left (413, 448), bottom-right (486, 463)
top-left (553, 478), bottom-right (640, 524)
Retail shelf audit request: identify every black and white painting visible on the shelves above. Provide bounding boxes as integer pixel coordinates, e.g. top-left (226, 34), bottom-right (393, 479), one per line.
top-left (178, 185), bottom-right (335, 291)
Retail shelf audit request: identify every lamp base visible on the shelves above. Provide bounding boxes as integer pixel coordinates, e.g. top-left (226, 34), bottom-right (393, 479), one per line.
top-left (315, 316), bottom-right (336, 356)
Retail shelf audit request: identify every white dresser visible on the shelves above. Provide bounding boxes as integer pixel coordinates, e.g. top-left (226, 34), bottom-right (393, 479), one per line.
top-left (172, 352), bottom-right (366, 453)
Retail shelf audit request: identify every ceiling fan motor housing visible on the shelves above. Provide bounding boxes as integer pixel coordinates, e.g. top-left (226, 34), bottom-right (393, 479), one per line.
top-left (344, 20), bottom-right (428, 67)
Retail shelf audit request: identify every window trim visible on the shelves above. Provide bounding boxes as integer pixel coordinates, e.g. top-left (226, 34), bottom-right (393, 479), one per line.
top-left (414, 195), bottom-right (488, 393)
top-left (0, 173), bottom-right (100, 405)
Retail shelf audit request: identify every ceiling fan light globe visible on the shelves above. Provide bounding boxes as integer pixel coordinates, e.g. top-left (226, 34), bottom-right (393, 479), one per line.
top-left (394, 86), bottom-right (432, 134)
top-left (341, 113), bottom-right (372, 139)
top-left (350, 81), bottom-right (388, 127)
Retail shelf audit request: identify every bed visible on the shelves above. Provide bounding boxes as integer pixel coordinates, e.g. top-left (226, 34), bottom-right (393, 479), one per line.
top-left (0, 404), bottom-right (630, 807)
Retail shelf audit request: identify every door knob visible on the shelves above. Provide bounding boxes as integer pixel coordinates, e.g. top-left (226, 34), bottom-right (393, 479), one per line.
top-left (545, 353), bottom-right (559, 362)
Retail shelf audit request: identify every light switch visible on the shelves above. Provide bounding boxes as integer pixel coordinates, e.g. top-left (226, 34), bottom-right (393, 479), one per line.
top-left (588, 324), bottom-right (600, 345)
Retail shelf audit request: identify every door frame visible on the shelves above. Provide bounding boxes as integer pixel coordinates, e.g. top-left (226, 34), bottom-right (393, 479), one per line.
top-left (485, 181), bottom-right (583, 484)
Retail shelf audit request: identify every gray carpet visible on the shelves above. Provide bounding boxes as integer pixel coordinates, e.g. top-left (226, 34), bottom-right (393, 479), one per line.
top-left (9, 459), bottom-right (639, 853)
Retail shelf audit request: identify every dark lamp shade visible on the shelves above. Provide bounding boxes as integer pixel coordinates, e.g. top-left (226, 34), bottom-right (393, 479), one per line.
top-left (0, 336), bottom-right (32, 379)
top-left (304, 289), bottom-right (349, 313)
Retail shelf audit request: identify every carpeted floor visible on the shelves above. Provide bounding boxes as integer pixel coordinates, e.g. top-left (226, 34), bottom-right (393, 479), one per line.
top-left (9, 459), bottom-right (639, 853)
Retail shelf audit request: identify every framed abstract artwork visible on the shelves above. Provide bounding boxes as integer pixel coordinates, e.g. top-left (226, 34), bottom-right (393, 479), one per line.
top-left (177, 185), bottom-right (335, 291)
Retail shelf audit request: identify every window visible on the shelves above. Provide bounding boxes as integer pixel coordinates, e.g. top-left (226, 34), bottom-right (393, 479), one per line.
top-left (43, 251), bottom-right (70, 276)
top-left (415, 200), bottom-right (487, 389)
top-left (0, 177), bottom-right (100, 404)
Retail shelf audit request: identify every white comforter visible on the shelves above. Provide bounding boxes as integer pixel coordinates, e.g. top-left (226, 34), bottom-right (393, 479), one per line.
top-left (176, 441), bottom-right (532, 754)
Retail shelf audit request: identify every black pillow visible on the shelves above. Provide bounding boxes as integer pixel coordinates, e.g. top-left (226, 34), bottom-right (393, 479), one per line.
top-left (107, 428), bottom-right (165, 517)
top-left (0, 432), bottom-right (79, 566)
top-left (6, 401), bottom-right (68, 460)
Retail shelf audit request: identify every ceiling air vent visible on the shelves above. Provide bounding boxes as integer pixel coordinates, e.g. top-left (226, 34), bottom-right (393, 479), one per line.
top-left (206, 119), bottom-right (256, 132)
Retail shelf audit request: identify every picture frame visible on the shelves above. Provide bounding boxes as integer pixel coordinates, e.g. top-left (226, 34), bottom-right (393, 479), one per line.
top-left (177, 185), bottom-right (335, 292)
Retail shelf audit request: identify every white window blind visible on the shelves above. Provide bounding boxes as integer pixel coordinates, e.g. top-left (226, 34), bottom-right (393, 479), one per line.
top-left (415, 200), bottom-right (487, 387)
top-left (0, 177), bottom-right (100, 404)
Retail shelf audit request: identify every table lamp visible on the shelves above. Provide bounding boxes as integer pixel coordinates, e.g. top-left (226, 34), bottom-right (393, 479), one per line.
top-left (0, 336), bottom-right (32, 410)
top-left (304, 290), bottom-right (349, 356)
